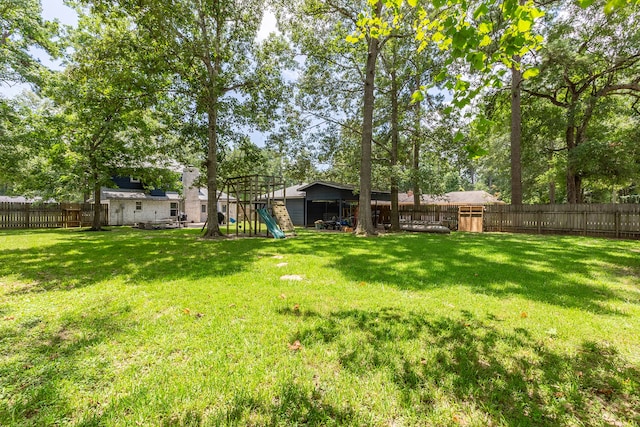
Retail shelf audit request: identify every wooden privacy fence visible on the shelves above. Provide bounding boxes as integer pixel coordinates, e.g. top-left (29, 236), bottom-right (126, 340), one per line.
top-left (391, 204), bottom-right (460, 229)
top-left (0, 202), bottom-right (108, 229)
top-left (483, 204), bottom-right (640, 239)
top-left (386, 203), bottom-right (640, 239)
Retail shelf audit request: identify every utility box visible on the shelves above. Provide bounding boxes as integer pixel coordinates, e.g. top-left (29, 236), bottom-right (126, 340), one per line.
top-left (458, 206), bottom-right (484, 232)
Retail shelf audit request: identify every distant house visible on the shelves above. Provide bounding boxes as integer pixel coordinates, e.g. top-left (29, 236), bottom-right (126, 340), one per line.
top-left (400, 190), bottom-right (505, 206)
top-left (100, 168), bottom-right (237, 226)
top-left (387, 190), bottom-right (504, 206)
top-left (100, 176), bottom-right (182, 226)
top-left (0, 196), bottom-right (52, 203)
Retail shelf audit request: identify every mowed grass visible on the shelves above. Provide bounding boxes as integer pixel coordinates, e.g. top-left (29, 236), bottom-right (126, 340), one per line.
top-left (0, 228), bottom-right (639, 426)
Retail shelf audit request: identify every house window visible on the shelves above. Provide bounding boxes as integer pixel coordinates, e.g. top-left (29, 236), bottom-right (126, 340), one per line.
top-left (221, 204), bottom-right (227, 214)
top-left (136, 202), bottom-right (142, 211)
top-left (130, 177), bottom-right (140, 183)
top-left (201, 204), bottom-right (206, 213)
top-left (170, 202), bottom-right (178, 217)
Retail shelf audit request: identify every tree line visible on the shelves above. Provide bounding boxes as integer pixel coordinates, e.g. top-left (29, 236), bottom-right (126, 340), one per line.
top-left (1, 0), bottom-right (638, 234)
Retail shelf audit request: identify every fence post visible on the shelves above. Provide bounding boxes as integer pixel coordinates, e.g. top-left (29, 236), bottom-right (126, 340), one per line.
top-left (615, 209), bottom-right (620, 238)
top-left (583, 210), bottom-right (588, 236)
top-left (25, 203), bottom-right (30, 229)
top-left (537, 210), bottom-right (542, 234)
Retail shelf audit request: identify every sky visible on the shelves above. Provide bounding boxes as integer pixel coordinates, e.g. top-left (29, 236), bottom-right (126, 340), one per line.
top-left (0, 1), bottom-right (278, 99)
top-left (0, 0), bottom-right (77, 98)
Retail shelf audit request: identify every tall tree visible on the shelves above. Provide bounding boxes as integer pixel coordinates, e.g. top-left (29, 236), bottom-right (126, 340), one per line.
top-left (45, 12), bottom-right (174, 230)
top-left (510, 56), bottom-right (524, 204)
top-left (523, 1), bottom-right (640, 203)
top-left (354, 0), bottom-right (384, 236)
top-left (87, 0), bottom-right (293, 237)
top-left (282, 0), bottom-right (400, 235)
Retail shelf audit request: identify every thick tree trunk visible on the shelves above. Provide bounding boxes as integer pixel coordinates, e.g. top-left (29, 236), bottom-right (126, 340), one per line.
top-left (91, 179), bottom-right (102, 231)
top-left (203, 104), bottom-right (222, 238)
top-left (355, 1), bottom-right (382, 237)
top-left (510, 62), bottom-right (523, 205)
top-left (565, 124), bottom-right (581, 204)
top-left (412, 78), bottom-right (421, 209)
top-left (200, 4), bottom-right (222, 238)
top-left (389, 68), bottom-right (400, 232)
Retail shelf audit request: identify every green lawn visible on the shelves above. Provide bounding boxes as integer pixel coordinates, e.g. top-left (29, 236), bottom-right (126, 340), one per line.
top-left (0, 228), bottom-right (639, 426)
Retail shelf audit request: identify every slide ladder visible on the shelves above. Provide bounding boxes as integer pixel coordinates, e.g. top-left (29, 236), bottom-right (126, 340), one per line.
top-left (257, 208), bottom-right (286, 239)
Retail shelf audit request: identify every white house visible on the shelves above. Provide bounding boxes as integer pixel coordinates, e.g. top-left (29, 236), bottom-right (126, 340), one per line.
top-left (100, 168), bottom-right (237, 226)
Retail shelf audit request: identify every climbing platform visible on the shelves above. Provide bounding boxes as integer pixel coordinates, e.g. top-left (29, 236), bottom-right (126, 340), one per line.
top-left (272, 201), bottom-right (296, 233)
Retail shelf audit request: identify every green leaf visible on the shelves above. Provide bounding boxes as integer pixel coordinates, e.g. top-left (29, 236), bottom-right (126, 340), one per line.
top-left (452, 32), bottom-right (467, 49)
top-left (604, 0), bottom-right (627, 13)
top-left (468, 52), bottom-right (486, 71)
top-left (434, 70), bottom-right (447, 82)
top-left (522, 67), bottom-right (540, 79)
top-left (478, 22), bottom-right (492, 35)
top-left (345, 35), bottom-right (360, 44)
top-left (407, 0), bottom-right (418, 7)
top-left (517, 18), bottom-right (532, 33)
top-left (479, 35), bottom-right (492, 47)
top-left (454, 78), bottom-right (470, 92)
top-left (578, 0), bottom-right (596, 7)
top-left (411, 90), bottom-right (425, 103)
top-left (432, 32), bottom-right (445, 42)
top-left (473, 4), bottom-right (489, 19)
top-left (464, 143), bottom-right (489, 159)
top-left (529, 8), bottom-right (545, 19)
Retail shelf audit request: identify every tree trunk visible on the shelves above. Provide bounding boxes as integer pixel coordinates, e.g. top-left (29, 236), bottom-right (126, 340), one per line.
top-left (200, 3), bottom-right (222, 238)
top-left (412, 77), bottom-right (421, 209)
top-left (355, 0), bottom-right (382, 237)
top-left (203, 104), bottom-right (222, 237)
top-left (565, 124), bottom-right (581, 204)
top-left (91, 179), bottom-right (102, 231)
top-left (389, 67), bottom-right (400, 232)
top-left (510, 61), bottom-right (523, 205)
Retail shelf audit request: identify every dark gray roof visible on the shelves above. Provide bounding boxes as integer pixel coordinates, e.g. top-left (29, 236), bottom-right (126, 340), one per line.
top-left (101, 189), bottom-right (181, 201)
top-left (267, 184), bottom-right (308, 199)
top-left (297, 181), bottom-right (355, 191)
top-left (297, 181), bottom-right (390, 194)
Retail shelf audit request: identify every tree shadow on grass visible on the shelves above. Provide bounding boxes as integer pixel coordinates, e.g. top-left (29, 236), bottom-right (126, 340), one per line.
top-left (0, 308), bottom-right (134, 425)
top-left (74, 375), bottom-right (358, 427)
top-left (201, 382), bottom-right (358, 427)
top-left (0, 228), bottom-right (267, 294)
top-left (283, 232), bottom-right (640, 315)
top-left (286, 307), bottom-right (640, 426)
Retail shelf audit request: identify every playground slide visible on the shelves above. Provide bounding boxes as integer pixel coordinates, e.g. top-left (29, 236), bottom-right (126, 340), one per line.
top-left (257, 208), bottom-right (286, 239)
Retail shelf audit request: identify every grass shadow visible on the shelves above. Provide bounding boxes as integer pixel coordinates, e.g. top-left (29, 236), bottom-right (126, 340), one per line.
top-left (286, 306), bottom-right (640, 426)
top-left (0, 309), bottom-right (134, 425)
top-left (0, 228), bottom-right (268, 294)
top-left (281, 231), bottom-right (640, 315)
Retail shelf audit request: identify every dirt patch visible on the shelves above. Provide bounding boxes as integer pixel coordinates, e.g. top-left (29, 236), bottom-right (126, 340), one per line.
top-left (280, 275), bottom-right (303, 281)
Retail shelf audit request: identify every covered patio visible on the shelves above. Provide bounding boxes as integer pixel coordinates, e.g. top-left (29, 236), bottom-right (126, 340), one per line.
top-left (297, 181), bottom-right (390, 228)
